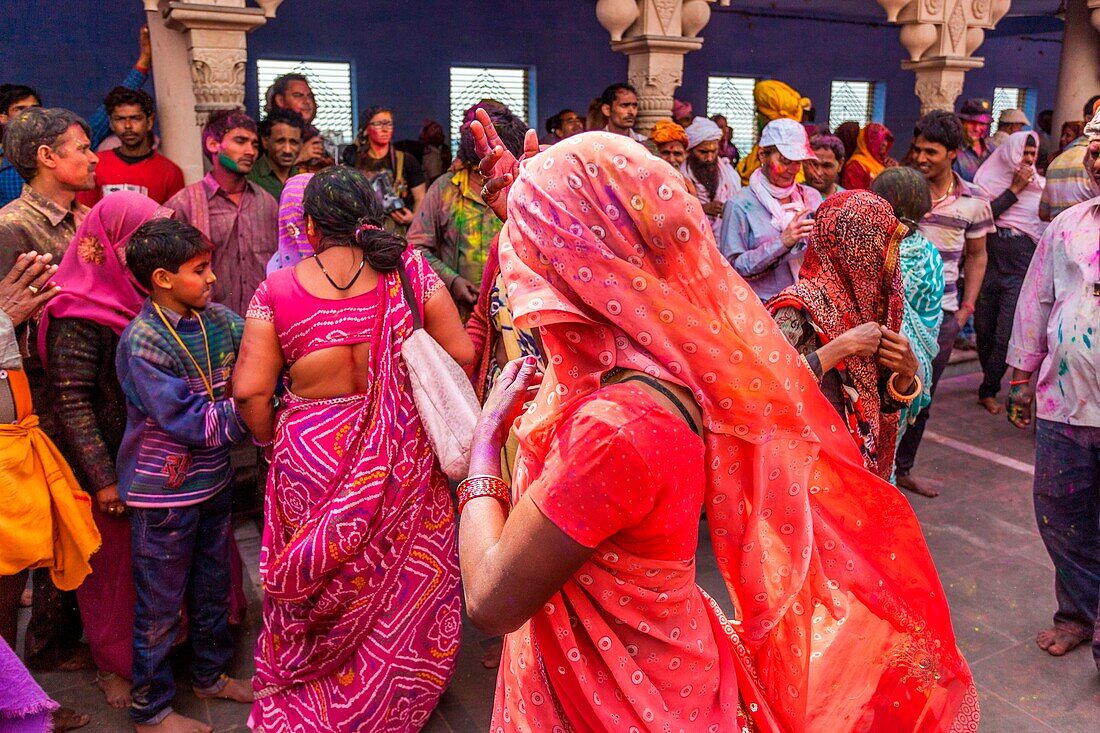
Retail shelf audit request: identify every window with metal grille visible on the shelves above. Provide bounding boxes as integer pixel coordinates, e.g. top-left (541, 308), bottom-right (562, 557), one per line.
top-left (992, 86), bottom-right (1028, 129)
top-left (449, 66), bottom-right (532, 156)
top-left (706, 76), bottom-right (757, 156)
top-left (828, 80), bottom-right (881, 132)
top-left (256, 59), bottom-right (355, 144)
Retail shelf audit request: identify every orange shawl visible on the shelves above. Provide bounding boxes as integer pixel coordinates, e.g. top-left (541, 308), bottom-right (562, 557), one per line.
top-left (498, 132), bottom-right (978, 731)
top-left (0, 369), bottom-right (99, 590)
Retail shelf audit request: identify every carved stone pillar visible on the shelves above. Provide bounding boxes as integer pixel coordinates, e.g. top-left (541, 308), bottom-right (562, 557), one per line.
top-left (1052, 0), bottom-right (1100, 137)
top-left (880, 0), bottom-right (1011, 114)
top-left (142, 0), bottom-right (277, 183)
top-left (596, 0), bottom-right (729, 134)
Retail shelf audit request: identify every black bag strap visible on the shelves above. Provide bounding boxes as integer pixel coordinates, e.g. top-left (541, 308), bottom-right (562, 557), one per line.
top-left (603, 368), bottom-right (701, 437)
top-left (396, 265), bottom-right (423, 331)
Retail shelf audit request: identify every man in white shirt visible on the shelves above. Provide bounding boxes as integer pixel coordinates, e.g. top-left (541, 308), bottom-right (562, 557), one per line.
top-left (1005, 110), bottom-right (1100, 671)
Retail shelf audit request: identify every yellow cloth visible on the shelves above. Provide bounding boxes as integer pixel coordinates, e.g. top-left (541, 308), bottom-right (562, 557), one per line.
top-left (845, 125), bottom-right (888, 182)
top-left (737, 80), bottom-right (811, 185)
top-left (0, 371), bottom-right (100, 591)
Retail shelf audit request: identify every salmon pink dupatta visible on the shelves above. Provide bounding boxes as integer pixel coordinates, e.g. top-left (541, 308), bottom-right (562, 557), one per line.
top-left (497, 132), bottom-right (978, 732)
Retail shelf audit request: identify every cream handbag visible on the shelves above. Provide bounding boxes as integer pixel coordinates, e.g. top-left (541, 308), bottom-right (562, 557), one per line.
top-left (397, 266), bottom-right (481, 480)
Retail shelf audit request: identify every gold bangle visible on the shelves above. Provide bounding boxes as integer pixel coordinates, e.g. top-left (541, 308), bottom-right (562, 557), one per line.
top-left (457, 474), bottom-right (510, 515)
top-left (887, 372), bottom-right (922, 404)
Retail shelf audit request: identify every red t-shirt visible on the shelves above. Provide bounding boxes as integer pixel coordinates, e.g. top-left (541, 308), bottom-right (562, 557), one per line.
top-left (79, 149), bottom-right (185, 206)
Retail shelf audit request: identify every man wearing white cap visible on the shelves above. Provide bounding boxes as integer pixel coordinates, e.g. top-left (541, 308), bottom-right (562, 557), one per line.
top-left (719, 118), bottom-right (822, 301)
top-left (991, 108), bottom-right (1030, 147)
top-left (681, 116), bottom-right (741, 236)
top-left (1004, 106), bottom-right (1100, 672)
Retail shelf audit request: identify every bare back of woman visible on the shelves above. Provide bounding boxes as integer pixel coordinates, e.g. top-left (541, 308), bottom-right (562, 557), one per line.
top-left (286, 246), bottom-right (381, 399)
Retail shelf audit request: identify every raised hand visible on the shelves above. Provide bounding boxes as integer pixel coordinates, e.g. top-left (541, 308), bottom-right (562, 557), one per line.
top-left (471, 107), bottom-right (540, 221)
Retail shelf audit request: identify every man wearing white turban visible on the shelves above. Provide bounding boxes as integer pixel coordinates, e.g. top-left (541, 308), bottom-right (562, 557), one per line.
top-left (1004, 106), bottom-right (1100, 672)
top-left (681, 116), bottom-right (741, 236)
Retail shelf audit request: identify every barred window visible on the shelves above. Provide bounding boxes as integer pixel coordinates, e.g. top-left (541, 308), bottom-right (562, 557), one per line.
top-left (992, 86), bottom-right (1028, 128)
top-left (828, 80), bottom-right (882, 132)
top-left (449, 66), bottom-right (532, 156)
top-left (706, 75), bottom-right (757, 155)
top-left (256, 59), bottom-right (355, 144)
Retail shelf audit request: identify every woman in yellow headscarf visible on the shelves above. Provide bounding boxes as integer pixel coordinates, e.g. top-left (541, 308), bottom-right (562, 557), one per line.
top-left (736, 79), bottom-right (811, 184)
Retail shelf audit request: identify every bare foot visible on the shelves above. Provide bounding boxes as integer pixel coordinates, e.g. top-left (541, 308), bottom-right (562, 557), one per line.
top-left (896, 473), bottom-right (939, 498)
top-left (134, 711), bottom-right (212, 733)
top-left (1036, 626), bottom-right (1089, 656)
top-left (96, 671), bottom-right (132, 708)
top-left (193, 676), bottom-right (254, 703)
top-left (52, 707), bottom-right (90, 731)
top-left (481, 638), bottom-right (503, 669)
top-left (978, 397), bottom-right (1003, 415)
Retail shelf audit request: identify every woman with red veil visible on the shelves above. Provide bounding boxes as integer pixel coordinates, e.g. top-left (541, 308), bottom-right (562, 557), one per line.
top-left (457, 119), bottom-right (978, 732)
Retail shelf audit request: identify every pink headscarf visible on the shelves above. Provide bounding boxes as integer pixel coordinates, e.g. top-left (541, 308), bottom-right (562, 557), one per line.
top-left (38, 191), bottom-right (169, 364)
top-left (973, 130), bottom-right (1047, 243)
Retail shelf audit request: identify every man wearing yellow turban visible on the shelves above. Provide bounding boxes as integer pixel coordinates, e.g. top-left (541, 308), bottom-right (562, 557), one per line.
top-left (736, 79), bottom-right (812, 185)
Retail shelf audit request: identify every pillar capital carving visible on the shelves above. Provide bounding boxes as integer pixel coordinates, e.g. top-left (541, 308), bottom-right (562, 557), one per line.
top-left (883, 0), bottom-right (1012, 115)
top-left (152, 0), bottom-right (274, 124)
top-left (902, 56), bottom-right (984, 113)
top-left (596, 1), bottom-right (725, 133)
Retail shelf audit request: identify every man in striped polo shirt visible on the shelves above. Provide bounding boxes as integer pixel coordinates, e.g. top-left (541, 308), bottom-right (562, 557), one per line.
top-left (895, 111), bottom-right (994, 498)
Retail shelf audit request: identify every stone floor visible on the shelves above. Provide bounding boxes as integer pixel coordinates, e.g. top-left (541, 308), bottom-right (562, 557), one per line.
top-left (18, 365), bottom-right (1100, 732)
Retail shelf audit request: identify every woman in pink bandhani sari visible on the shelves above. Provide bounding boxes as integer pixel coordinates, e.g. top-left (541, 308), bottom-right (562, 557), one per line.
top-left (458, 126), bottom-right (979, 731)
top-left (235, 166), bottom-right (473, 732)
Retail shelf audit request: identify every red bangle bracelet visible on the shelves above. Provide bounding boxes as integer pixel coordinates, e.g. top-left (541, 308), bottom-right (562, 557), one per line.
top-left (1008, 379), bottom-right (1030, 386)
top-left (457, 475), bottom-right (510, 515)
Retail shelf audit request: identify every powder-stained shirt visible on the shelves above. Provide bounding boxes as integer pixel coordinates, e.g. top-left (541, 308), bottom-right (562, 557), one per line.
top-left (0, 185), bottom-right (88, 273)
top-left (718, 184), bottom-right (823, 303)
top-left (165, 174), bottom-right (278, 315)
top-left (1007, 198), bottom-right (1100, 427)
top-left (953, 139), bottom-right (994, 183)
top-left (0, 186), bottom-right (89, 427)
top-left (407, 168), bottom-right (502, 288)
top-left (1038, 137), bottom-right (1098, 222)
top-left (917, 174), bottom-right (994, 312)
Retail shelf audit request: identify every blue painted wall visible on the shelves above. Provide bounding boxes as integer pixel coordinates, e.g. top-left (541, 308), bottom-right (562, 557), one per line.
top-left (1, 0), bottom-right (1063, 151)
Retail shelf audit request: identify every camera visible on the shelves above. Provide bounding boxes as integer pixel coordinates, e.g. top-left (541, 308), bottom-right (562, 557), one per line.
top-left (366, 170), bottom-right (406, 214)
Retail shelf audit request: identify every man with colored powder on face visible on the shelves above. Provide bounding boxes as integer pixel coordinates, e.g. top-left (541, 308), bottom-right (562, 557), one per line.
top-left (804, 134), bottom-right (846, 199)
top-left (954, 97), bottom-right (995, 182)
top-left (681, 116), bottom-right (741, 237)
top-left (1004, 107), bottom-right (1100, 675)
top-left (263, 73), bottom-right (316, 125)
top-left (248, 107), bottom-right (304, 201)
top-left (165, 110), bottom-right (277, 316)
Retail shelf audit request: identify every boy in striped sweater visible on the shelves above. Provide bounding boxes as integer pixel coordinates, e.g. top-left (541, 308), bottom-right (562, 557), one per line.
top-left (116, 218), bottom-right (252, 733)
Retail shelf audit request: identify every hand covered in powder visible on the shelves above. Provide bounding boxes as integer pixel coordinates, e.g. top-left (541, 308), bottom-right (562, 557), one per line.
top-left (472, 108), bottom-right (540, 221)
top-left (469, 357), bottom-right (542, 477)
